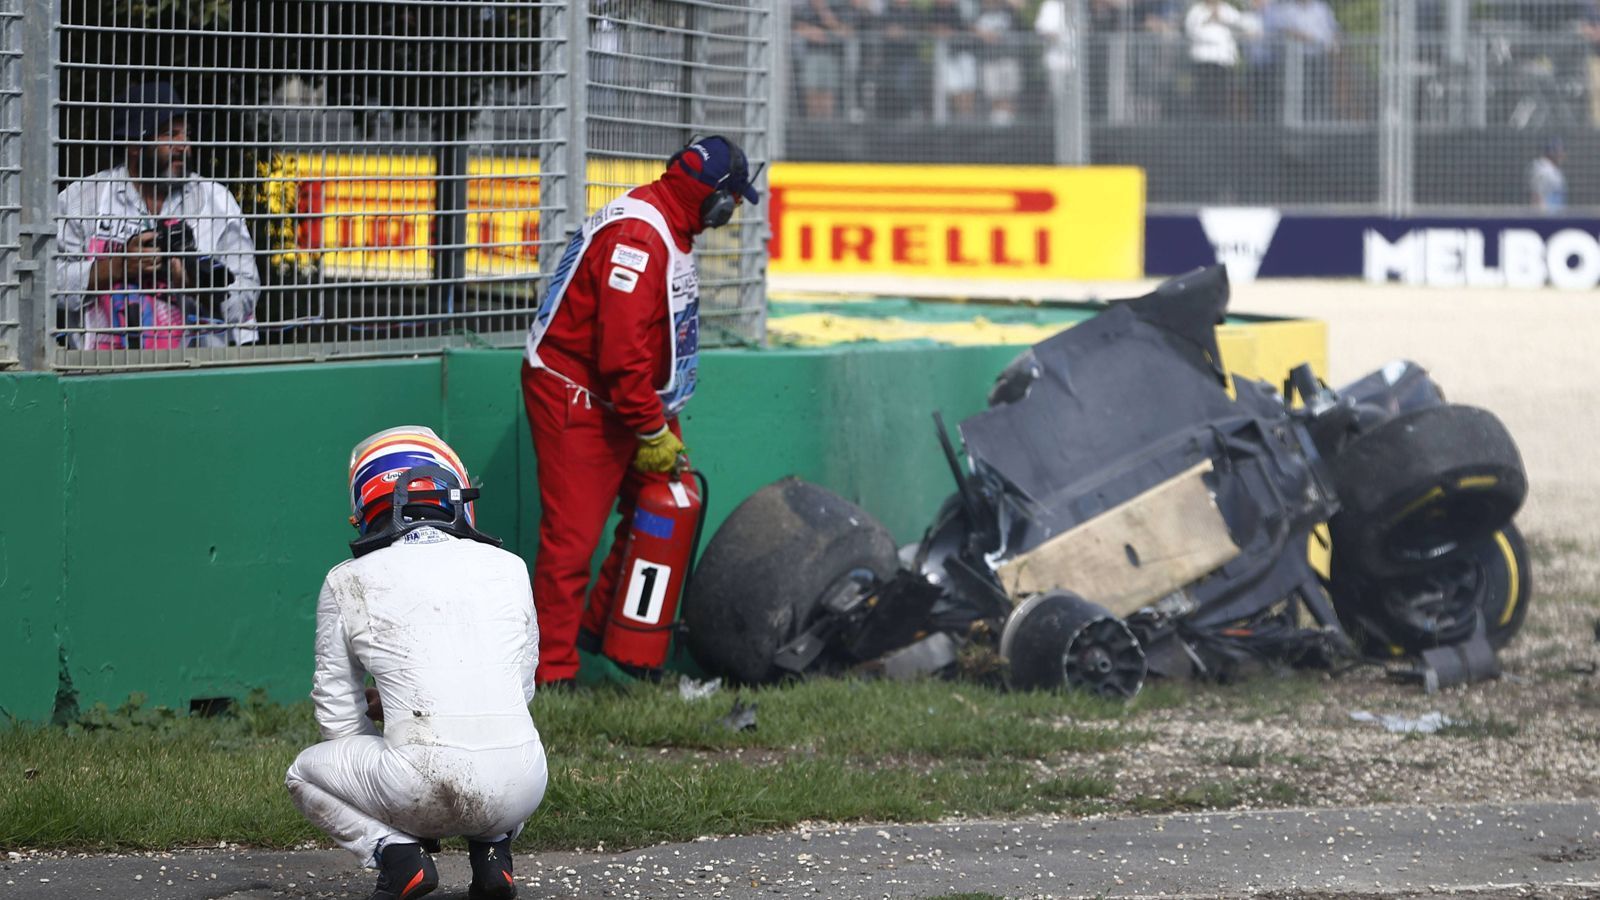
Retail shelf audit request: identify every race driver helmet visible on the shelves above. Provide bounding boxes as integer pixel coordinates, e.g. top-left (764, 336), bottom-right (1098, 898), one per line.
top-left (346, 426), bottom-right (501, 556)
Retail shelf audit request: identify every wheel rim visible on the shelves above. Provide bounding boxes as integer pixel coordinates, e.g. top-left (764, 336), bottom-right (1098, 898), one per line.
top-left (1378, 555), bottom-right (1487, 644)
top-left (1385, 490), bottom-right (1516, 566)
top-left (1062, 616), bottom-right (1146, 699)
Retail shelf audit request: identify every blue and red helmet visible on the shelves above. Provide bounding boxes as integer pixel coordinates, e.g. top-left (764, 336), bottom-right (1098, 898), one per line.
top-left (347, 425), bottom-right (475, 535)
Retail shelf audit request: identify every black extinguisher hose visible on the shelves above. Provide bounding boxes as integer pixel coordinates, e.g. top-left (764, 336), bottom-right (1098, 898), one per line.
top-left (679, 468), bottom-right (710, 628)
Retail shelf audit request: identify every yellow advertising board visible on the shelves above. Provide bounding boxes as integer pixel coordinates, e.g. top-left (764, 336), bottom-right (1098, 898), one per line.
top-left (289, 154), bottom-right (542, 281)
top-left (766, 163), bottom-right (1144, 281)
top-left (288, 156), bottom-right (1145, 282)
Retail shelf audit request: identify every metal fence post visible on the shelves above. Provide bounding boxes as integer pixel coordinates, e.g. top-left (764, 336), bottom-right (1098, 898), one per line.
top-left (1378, 0), bottom-right (1399, 216)
top-left (770, 0), bottom-right (789, 162)
top-left (1047, 0), bottom-right (1082, 165)
top-left (1379, 0), bottom-right (1416, 217)
top-left (0, 0), bottom-right (21, 369)
top-left (1106, 33), bottom-right (1128, 125)
top-left (1050, 0), bottom-right (1088, 166)
top-left (931, 38), bottom-right (949, 126)
top-left (1469, 35), bottom-right (1488, 129)
top-left (15, 0), bottom-right (55, 370)
top-left (538, 1), bottom-right (575, 280)
top-left (565, 0), bottom-right (590, 225)
top-left (1285, 44), bottom-right (1305, 128)
top-left (743, 0), bottom-right (774, 345)
top-left (1397, 0), bottom-right (1416, 217)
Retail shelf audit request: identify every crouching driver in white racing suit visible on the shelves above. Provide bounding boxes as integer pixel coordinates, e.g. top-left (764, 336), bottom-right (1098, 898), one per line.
top-left (285, 426), bottom-right (547, 900)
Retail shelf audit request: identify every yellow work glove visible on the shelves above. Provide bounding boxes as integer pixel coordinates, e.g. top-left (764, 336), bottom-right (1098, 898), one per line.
top-left (633, 427), bottom-right (686, 473)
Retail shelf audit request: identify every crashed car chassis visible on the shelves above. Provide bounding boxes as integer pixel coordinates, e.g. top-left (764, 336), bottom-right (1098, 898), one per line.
top-left (683, 267), bottom-right (1530, 697)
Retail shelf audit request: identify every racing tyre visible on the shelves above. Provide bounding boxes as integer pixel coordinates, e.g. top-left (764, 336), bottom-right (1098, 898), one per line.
top-left (1327, 403), bottom-right (1525, 579)
top-left (1330, 523), bottom-right (1533, 657)
top-left (999, 591), bottom-right (1146, 698)
top-left (682, 477), bottom-right (901, 684)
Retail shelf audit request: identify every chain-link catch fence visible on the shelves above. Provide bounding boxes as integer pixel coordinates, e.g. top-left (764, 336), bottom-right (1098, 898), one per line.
top-left (778, 0), bottom-right (1600, 216)
top-left (6, 0), bottom-right (771, 372)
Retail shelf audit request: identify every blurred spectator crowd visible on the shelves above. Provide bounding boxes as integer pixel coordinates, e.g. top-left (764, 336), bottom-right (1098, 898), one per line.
top-left (788, 0), bottom-right (1600, 130)
top-left (788, 0), bottom-right (1346, 126)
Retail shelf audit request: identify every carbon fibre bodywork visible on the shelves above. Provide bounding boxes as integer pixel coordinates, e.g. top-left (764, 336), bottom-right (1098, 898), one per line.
top-left (687, 266), bottom-right (1528, 692)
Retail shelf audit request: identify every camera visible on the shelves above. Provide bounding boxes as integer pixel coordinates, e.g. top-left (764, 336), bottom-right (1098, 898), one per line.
top-left (153, 218), bottom-right (234, 309)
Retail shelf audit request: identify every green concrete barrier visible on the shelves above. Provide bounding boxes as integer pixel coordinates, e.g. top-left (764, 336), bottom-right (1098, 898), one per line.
top-left (2, 374), bottom-right (66, 723)
top-left (0, 345), bottom-right (1023, 722)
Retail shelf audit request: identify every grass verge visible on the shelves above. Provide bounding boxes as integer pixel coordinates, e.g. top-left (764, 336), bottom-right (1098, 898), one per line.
top-left (0, 678), bottom-right (1161, 854)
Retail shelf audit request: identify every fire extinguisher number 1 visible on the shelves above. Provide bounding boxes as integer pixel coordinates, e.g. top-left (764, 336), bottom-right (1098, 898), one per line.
top-left (622, 558), bottom-right (673, 624)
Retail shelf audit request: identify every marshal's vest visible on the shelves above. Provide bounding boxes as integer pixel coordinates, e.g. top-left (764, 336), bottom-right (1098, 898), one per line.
top-left (523, 195), bottom-right (699, 416)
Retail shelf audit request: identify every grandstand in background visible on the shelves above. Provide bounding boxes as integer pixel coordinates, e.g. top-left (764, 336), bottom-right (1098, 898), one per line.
top-left (778, 0), bottom-right (1599, 213)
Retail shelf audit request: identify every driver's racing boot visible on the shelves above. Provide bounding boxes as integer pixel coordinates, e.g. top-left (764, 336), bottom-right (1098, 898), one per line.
top-left (370, 842), bottom-right (438, 900)
top-left (467, 835), bottom-right (518, 899)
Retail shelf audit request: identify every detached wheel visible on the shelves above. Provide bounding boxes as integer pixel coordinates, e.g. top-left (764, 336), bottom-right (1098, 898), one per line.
top-left (1331, 524), bottom-right (1533, 657)
top-left (1327, 404), bottom-right (1525, 579)
top-left (999, 591), bottom-right (1146, 698)
top-left (682, 477), bottom-right (900, 684)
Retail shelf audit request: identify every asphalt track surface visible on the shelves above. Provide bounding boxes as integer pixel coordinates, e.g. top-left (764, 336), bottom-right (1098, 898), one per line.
top-left (7, 801), bottom-right (1600, 899)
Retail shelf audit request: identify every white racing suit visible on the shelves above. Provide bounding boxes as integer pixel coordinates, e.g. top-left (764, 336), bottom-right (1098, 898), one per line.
top-left (285, 527), bottom-right (548, 867)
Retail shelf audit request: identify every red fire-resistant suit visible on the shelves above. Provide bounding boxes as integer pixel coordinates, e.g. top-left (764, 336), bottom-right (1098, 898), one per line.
top-left (521, 167), bottom-right (712, 685)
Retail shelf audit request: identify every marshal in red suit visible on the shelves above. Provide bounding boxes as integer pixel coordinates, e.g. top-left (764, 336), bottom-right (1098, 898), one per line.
top-left (520, 136), bottom-right (760, 686)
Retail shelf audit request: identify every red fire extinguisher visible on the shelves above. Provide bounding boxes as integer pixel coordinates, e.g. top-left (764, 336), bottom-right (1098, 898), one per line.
top-left (601, 466), bottom-right (707, 671)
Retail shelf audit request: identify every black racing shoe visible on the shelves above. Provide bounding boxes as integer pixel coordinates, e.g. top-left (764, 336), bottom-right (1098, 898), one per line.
top-left (466, 836), bottom-right (517, 899)
top-left (370, 842), bottom-right (438, 900)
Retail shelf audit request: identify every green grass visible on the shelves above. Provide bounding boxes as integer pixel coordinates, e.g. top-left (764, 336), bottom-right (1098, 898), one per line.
top-left (0, 679), bottom-right (1145, 854)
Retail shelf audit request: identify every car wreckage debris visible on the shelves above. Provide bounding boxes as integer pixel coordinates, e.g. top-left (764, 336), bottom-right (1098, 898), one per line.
top-left (718, 698), bottom-right (758, 733)
top-left (999, 591), bottom-right (1146, 697)
top-left (682, 266), bottom-right (1532, 698)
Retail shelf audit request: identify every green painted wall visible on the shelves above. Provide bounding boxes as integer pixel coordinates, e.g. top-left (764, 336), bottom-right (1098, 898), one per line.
top-left (1, 375), bottom-right (66, 722)
top-left (0, 344), bottom-right (1018, 722)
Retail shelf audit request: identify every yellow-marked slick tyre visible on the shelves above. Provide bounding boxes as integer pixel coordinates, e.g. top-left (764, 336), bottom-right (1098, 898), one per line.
top-left (1329, 523), bottom-right (1532, 657)
top-left (1481, 524), bottom-right (1532, 650)
top-left (1327, 404), bottom-right (1525, 580)
top-left (682, 477), bottom-right (900, 685)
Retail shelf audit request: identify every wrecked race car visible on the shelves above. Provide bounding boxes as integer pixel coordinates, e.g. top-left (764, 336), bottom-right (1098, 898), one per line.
top-left (682, 266), bottom-right (1530, 697)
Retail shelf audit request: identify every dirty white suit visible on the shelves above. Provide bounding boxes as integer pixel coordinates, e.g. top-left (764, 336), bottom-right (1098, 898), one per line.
top-left (285, 527), bottom-right (548, 867)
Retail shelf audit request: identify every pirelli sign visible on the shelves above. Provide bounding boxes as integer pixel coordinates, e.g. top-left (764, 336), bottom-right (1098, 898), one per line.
top-left (289, 154), bottom-right (543, 281)
top-left (289, 156), bottom-right (1144, 282)
top-left (766, 163), bottom-right (1145, 281)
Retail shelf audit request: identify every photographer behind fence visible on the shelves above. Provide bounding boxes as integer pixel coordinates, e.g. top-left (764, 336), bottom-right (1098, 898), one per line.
top-left (55, 81), bottom-right (260, 350)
